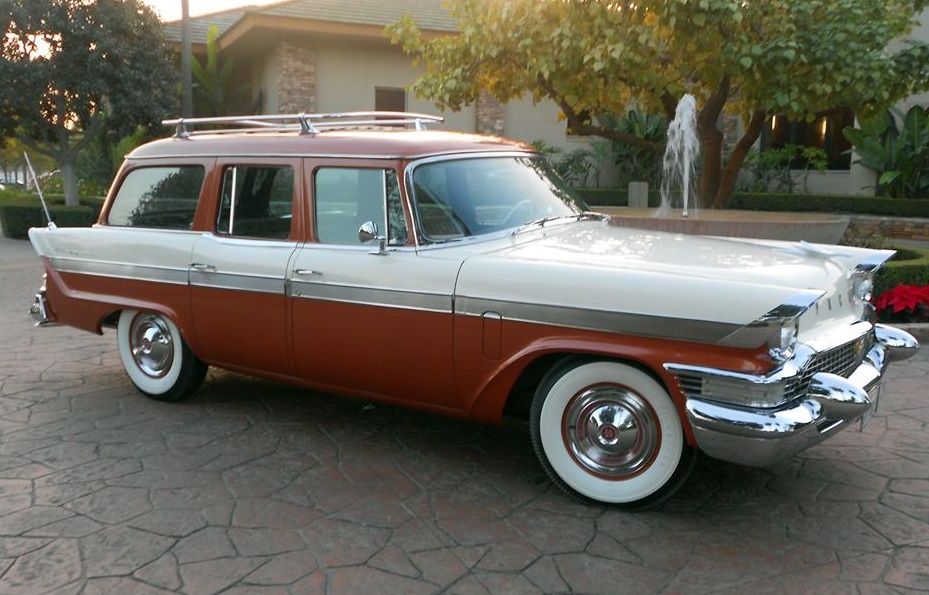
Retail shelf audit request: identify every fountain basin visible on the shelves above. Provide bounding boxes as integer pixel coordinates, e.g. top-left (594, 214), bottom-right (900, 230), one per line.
top-left (596, 208), bottom-right (851, 244)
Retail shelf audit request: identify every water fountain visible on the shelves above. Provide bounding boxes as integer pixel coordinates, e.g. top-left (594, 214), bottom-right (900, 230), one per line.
top-left (599, 95), bottom-right (850, 244)
top-left (659, 94), bottom-right (698, 218)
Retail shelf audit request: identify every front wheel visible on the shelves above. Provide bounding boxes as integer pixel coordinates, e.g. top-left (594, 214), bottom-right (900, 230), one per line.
top-left (530, 359), bottom-right (696, 509)
top-left (117, 310), bottom-right (207, 401)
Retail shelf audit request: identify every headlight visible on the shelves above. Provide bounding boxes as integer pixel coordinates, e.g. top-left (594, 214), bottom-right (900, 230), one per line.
top-left (768, 320), bottom-right (798, 362)
top-left (849, 270), bottom-right (875, 320)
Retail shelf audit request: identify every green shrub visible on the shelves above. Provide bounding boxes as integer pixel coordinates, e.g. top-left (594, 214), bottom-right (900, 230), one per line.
top-left (578, 189), bottom-right (929, 217)
top-left (729, 193), bottom-right (929, 217)
top-left (875, 247), bottom-right (929, 296)
top-left (0, 199), bottom-right (96, 239)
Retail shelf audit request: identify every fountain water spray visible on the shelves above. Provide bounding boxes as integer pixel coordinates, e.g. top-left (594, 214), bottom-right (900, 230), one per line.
top-left (659, 94), bottom-right (699, 218)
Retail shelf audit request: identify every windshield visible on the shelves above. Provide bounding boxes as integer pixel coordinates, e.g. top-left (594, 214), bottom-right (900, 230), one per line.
top-left (409, 155), bottom-right (587, 243)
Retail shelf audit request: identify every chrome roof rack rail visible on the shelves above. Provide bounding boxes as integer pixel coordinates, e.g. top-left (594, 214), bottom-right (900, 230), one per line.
top-left (162, 112), bottom-right (444, 138)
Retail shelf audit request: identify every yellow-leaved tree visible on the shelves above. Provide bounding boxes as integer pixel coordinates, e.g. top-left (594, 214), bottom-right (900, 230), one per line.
top-left (389, 0), bottom-right (929, 207)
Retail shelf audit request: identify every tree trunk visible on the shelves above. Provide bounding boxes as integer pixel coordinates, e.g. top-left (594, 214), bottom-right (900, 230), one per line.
top-left (59, 157), bottom-right (80, 206)
top-left (696, 76), bottom-right (729, 209)
top-left (716, 110), bottom-right (768, 208)
top-left (699, 125), bottom-right (723, 208)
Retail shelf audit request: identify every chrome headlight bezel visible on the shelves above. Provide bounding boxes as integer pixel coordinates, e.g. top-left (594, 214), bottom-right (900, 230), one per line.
top-left (849, 269), bottom-right (876, 321)
top-left (768, 319), bottom-right (799, 362)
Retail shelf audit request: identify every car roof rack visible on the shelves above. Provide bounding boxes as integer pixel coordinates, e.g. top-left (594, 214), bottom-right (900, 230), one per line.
top-left (162, 111), bottom-right (445, 139)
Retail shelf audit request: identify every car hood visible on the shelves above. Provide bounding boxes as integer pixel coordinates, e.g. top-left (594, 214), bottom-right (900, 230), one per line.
top-left (451, 220), bottom-right (890, 345)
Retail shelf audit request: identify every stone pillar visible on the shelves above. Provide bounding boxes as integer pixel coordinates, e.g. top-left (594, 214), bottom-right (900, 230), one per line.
top-left (475, 90), bottom-right (505, 135)
top-left (277, 41), bottom-right (316, 114)
top-left (628, 181), bottom-right (649, 208)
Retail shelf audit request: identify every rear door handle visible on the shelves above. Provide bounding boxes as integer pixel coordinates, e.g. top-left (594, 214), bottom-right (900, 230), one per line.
top-left (190, 263), bottom-right (216, 272)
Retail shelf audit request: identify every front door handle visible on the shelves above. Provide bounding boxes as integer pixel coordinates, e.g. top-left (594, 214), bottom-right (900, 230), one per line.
top-left (190, 263), bottom-right (216, 272)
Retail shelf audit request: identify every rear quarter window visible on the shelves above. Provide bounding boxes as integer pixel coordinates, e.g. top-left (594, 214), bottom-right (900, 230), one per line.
top-left (107, 166), bottom-right (205, 229)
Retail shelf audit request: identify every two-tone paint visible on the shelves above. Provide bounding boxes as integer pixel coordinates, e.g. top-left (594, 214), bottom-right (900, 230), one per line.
top-left (28, 128), bottom-right (919, 473)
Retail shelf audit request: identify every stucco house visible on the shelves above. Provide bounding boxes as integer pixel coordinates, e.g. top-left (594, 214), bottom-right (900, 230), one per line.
top-left (164, 1), bottom-right (929, 196)
top-left (162, 0), bottom-right (584, 153)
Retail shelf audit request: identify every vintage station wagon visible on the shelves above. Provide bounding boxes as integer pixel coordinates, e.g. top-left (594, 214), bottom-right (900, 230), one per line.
top-left (28, 112), bottom-right (919, 508)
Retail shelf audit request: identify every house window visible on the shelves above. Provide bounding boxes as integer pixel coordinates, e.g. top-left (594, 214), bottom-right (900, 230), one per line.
top-left (760, 108), bottom-right (855, 170)
top-left (375, 87), bottom-right (406, 113)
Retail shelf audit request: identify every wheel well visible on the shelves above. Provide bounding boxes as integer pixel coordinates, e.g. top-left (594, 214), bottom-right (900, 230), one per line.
top-left (102, 310), bottom-right (121, 329)
top-left (502, 353), bottom-right (671, 421)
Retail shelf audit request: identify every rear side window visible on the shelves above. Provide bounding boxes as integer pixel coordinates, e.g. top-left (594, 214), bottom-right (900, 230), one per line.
top-left (216, 165), bottom-right (294, 239)
top-left (107, 166), bottom-right (204, 229)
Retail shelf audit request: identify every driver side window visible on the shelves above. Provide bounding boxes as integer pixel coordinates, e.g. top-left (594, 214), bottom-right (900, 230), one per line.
top-left (314, 168), bottom-right (407, 245)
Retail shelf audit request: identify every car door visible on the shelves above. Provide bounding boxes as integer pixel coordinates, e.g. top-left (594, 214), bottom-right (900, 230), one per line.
top-left (188, 159), bottom-right (301, 375)
top-left (289, 163), bottom-right (461, 410)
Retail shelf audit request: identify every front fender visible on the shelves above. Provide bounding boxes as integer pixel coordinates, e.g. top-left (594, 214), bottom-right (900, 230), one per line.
top-left (463, 328), bottom-right (768, 447)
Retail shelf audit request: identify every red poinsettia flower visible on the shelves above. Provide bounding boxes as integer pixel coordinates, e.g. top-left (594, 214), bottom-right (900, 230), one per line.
top-left (873, 285), bottom-right (929, 314)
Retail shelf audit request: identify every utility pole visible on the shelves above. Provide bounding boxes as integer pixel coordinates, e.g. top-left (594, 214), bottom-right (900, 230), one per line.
top-left (180, 0), bottom-right (193, 117)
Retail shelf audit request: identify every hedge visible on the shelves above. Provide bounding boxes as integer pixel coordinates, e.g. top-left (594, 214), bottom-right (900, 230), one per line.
top-left (0, 195), bottom-right (104, 239)
top-left (574, 187), bottom-right (929, 218)
top-left (875, 247), bottom-right (929, 297)
top-left (724, 193), bottom-right (929, 218)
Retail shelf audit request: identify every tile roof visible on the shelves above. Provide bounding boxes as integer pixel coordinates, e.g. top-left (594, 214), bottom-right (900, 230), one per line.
top-left (162, 0), bottom-right (456, 44)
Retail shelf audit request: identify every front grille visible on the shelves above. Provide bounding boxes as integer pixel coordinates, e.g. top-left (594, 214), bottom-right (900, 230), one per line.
top-left (674, 333), bottom-right (872, 407)
top-left (784, 334), bottom-right (872, 401)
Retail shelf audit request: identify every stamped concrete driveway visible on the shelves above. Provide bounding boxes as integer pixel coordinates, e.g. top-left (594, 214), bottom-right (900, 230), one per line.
top-left (1, 234), bottom-right (928, 595)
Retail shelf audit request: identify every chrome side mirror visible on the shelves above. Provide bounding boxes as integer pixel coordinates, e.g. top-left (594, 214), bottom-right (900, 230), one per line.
top-left (358, 221), bottom-right (379, 243)
top-left (358, 221), bottom-right (387, 255)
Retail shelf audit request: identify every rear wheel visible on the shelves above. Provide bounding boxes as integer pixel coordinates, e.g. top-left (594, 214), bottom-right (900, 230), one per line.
top-left (530, 359), bottom-right (696, 509)
top-left (117, 310), bottom-right (206, 401)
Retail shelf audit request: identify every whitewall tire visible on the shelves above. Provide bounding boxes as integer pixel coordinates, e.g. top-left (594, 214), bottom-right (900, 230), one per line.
top-left (116, 310), bottom-right (206, 401)
top-left (530, 359), bottom-right (696, 509)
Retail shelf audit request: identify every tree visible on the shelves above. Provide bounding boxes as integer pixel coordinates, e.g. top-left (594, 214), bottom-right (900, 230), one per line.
top-left (389, 0), bottom-right (929, 207)
top-left (0, 0), bottom-right (176, 206)
top-left (191, 25), bottom-right (249, 117)
top-left (0, 138), bottom-right (54, 186)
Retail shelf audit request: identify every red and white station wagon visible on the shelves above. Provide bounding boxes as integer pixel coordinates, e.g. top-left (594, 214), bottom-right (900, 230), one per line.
top-left (28, 112), bottom-right (919, 508)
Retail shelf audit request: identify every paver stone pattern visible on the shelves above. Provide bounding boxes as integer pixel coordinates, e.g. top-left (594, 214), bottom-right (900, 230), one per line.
top-left (2, 235), bottom-right (928, 594)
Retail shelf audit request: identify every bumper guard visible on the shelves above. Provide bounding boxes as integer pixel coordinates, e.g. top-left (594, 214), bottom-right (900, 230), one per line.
top-left (675, 324), bottom-right (918, 467)
top-left (29, 290), bottom-right (57, 327)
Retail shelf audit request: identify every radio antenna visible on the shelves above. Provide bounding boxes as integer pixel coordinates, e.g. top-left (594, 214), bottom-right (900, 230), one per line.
top-left (23, 152), bottom-right (56, 230)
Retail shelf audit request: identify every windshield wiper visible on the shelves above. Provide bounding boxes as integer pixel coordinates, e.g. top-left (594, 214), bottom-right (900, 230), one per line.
top-left (577, 211), bottom-right (608, 222)
top-left (511, 212), bottom-right (607, 235)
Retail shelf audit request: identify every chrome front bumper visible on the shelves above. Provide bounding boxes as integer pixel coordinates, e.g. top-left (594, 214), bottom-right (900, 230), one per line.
top-left (670, 324), bottom-right (918, 467)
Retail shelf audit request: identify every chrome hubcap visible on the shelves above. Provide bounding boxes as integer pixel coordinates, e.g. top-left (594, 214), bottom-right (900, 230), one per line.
top-left (563, 386), bottom-right (659, 478)
top-left (130, 315), bottom-right (174, 379)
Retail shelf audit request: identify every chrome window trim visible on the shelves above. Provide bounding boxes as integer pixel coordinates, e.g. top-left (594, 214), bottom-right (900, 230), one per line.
top-left (404, 151), bottom-right (545, 247)
top-left (93, 226), bottom-right (201, 236)
top-left (296, 242), bottom-right (418, 254)
top-left (199, 233), bottom-right (298, 249)
top-left (129, 149), bottom-right (519, 162)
